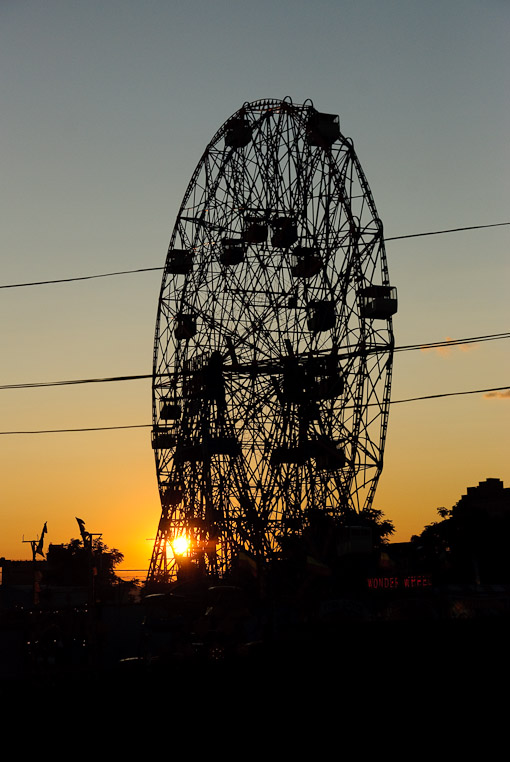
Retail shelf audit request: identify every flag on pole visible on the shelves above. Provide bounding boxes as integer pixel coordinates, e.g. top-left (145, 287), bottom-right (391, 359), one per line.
top-left (35, 522), bottom-right (47, 558)
top-left (76, 517), bottom-right (88, 543)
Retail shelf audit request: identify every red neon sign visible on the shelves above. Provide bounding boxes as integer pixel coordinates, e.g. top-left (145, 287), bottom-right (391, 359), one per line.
top-left (367, 575), bottom-right (432, 590)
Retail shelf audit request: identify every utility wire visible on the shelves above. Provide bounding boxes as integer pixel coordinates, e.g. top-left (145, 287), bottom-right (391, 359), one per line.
top-left (1, 222), bottom-right (508, 290)
top-left (0, 332), bottom-right (507, 392)
top-left (0, 425), bottom-right (151, 435)
top-left (0, 267), bottom-right (162, 290)
top-left (0, 374), bottom-right (151, 390)
top-left (394, 332), bottom-right (510, 353)
top-left (385, 221), bottom-right (510, 242)
top-left (0, 385), bottom-right (508, 435)
top-left (390, 385), bottom-right (509, 405)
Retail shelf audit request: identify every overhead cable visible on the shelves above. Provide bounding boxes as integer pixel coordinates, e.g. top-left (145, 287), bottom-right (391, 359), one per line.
top-left (0, 267), bottom-right (162, 290)
top-left (390, 385), bottom-right (509, 405)
top-left (394, 332), bottom-right (510, 353)
top-left (0, 374), bottom-right (151, 390)
top-left (385, 221), bottom-right (509, 242)
top-left (0, 332), bottom-right (507, 392)
top-left (0, 385), bottom-right (508, 435)
top-left (0, 424), bottom-right (151, 435)
top-left (1, 221), bottom-right (508, 290)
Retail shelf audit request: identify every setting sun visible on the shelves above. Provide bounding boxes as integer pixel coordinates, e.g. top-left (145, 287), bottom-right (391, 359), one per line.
top-left (171, 535), bottom-right (189, 556)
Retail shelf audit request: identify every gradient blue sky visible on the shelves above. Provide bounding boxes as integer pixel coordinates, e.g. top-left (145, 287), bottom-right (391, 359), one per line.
top-left (1, 0), bottom-right (508, 570)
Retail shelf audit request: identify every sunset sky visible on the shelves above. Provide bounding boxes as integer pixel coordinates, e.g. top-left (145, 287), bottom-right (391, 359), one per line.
top-left (1, 0), bottom-right (508, 573)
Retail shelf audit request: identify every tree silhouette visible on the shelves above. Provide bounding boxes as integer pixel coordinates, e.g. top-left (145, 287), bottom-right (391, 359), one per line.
top-left (47, 538), bottom-right (124, 588)
top-left (336, 507), bottom-right (395, 547)
top-left (412, 480), bottom-right (510, 583)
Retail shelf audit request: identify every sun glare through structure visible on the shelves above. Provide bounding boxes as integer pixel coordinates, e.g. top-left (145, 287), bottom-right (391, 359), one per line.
top-left (171, 535), bottom-right (190, 556)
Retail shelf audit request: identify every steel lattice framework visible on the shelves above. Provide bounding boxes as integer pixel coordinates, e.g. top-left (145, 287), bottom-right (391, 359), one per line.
top-left (147, 98), bottom-right (397, 584)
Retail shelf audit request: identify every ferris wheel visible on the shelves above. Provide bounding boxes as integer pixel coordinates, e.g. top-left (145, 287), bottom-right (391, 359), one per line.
top-left (147, 97), bottom-right (397, 584)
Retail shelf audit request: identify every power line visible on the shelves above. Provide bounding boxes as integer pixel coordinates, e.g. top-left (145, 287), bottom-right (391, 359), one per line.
top-left (0, 374), bottom-right (151, 391)
top-left (1, 221), bottom-right (508, 290)
top-left (390, 385), bottom-right (509, 405)
top-left (0, 267), bottom-right (162, 290)
top-left (394, 332), bottom-right (510, 353)
top-left (385, 221), bottom-right (510, 242)
top-left (0, 332), bottom-right (507, 392)
top-left (0, 385), bottom-right (507, 435)
top-left (0, 424), bottom-right (151, 435)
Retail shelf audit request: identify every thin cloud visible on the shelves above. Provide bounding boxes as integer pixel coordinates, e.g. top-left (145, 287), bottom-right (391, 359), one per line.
top-left (483, 389), bottom-right (510, 399)
top-left (420, 337), bottom-right (477, 356)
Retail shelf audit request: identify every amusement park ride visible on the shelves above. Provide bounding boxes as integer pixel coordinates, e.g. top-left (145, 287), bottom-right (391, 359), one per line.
top-left (147, 98), bottom-right (397, 585)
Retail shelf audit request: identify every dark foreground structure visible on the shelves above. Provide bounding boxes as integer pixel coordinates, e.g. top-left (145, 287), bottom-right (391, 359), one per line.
top-left (3, 549), bottom-right (510, 689)
top-left (4, 478), bottom-right (510, 688)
